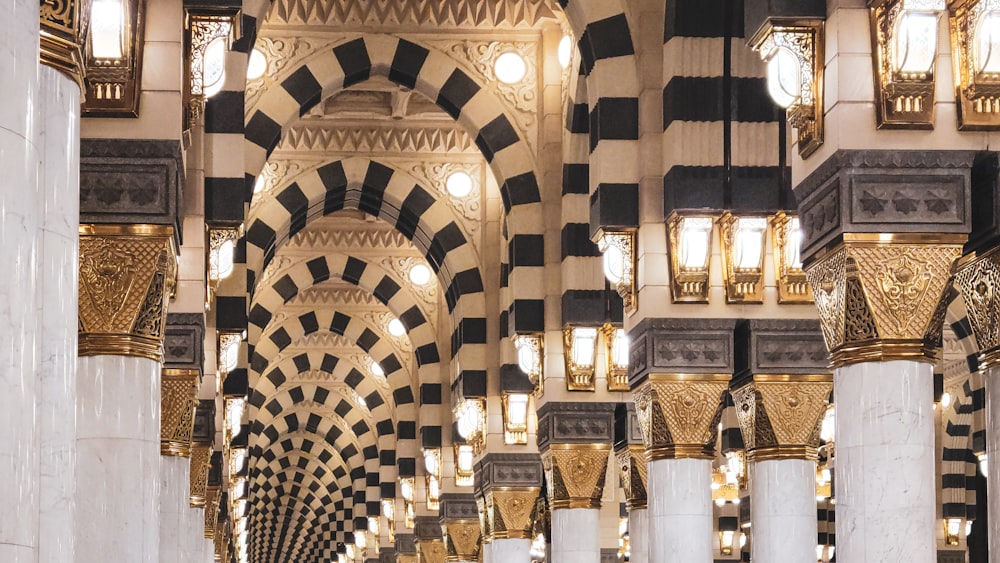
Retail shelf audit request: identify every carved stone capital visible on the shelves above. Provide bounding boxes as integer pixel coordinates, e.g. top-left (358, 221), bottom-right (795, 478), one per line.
top-left (203, 485), bottom-right (220, 538)
top-left (627, 318), bottom-right (736, 389)
top-left (440, 520), bottom-right (481, 562)
top-left (40, 0), bottom-right (86, 88)
top-left (161, 368), bottom-right (199, 457)
top-left (954, 246), bottom-right (1000, 369)
top-left (536, 402), bottom-right (615, 451)
top-left (805, 235), bottom-right (963, 368)
top-left (78, 224), bottom-right (177, 362)
top-left (541, 443), bottom-right (611, 510)
top-left (164, 313), bottom-right (205, 372)
top-left (731, 375), bottom-right (832, 462)
top-left (617, 445), bottom-right (648, 509)
top-left (189, 444), bottom-right (212, 507)
top-left (486, 488), bottom-right (540, 540)
top-left (633, 374), bottom-right (729, 461)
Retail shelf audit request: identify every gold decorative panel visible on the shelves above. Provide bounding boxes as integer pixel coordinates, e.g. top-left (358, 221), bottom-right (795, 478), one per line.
top-left (731, 375), bottom-right (832, 462)
top-left (806, 234), bottom-right (963, 367)
top-left (161, 368), bottom-right (199, 456)
top-left (418, 539), bottom-right (447, 563)
top-left (190, 444), bottom-right (212, 507)
top-left (40, 0), bottom-right (88, 87)
top-left (633, 374), bottom-right (730, 461)
top-left (78, 224), bottom-right (177, 362)
top-left (954, 245), bottom-right (1000, 368)
top-left (442, 521), bottom-right (481, 562)
top-left (487, 488), bottom-right (539, 540)
top-left (541, 444), bottom-right (610, 510)
top-left (617, 445), bottom-right (648, 509)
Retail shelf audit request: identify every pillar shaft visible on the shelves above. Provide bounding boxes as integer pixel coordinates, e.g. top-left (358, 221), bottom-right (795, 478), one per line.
top-left (986, 368), bottom-right (1000, 558)
top-left (616, 404), bottom-right (648, 563)
top-left (748, 459), bottom-right (817, 562)
top-left (551, 508), bottom-right (599, 563)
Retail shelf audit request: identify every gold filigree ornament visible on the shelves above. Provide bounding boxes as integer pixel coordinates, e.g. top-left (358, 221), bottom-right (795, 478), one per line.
top-left (541, 443), bottom-right (611, 510)
top-left (617, 445), bottom-right (648, 509)
top-left (633, 374), bottom-right (730, 461)
top-left (161, 368), bottom-right (199, 456)
top-left (443, 520), bottom-right (482, 562)
top-left (418, 539), bottom-right (447, 563)
top-left (954, 245), bottom-right (1000, 369)
top-left (488, 488), bottom-right (539, 539)
top-left (40, 0), bottom-right (88, 89)
top-left (805, 234), bottom-right (963, 367)
top-left (189, 444), bottom-right (212, 507)
top-left (731, 375), bottom-right (832, 462)
top-left (78, 225), bottom-right (177, 362)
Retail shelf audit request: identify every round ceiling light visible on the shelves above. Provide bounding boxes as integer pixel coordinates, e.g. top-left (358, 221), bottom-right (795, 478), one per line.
top-left (558, 35), bottom-right (573, 69)
top-left (247, 48), bottom-right (267, 80)
top-left (495, 51), bottom-right (527, 84)
top-left (370, 360), bottom-right (385, 377)
top-left (388, 318), bottom-right (406, 337)
top-left (445, 171), bottom-right (473, 198)
top-left (408, 263), bottom-right (432, 286)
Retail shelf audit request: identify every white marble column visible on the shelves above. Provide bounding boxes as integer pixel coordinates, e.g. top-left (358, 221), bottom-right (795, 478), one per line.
top-left (0, 2), bottom-right (41, 562)
top-left (648, 459), bottom-right (713, 563)
top-left (985, 367), bottom-right (1000, 557)
top-left (160, 456), bottom-right (189, 561)
top-left (76, 355), bottom-right (161, 562)
top-left (551, 508), bottom-right (600, 563)
top-left (835, 360), bottom-right (935, 561)
top-left (749, 459), bottom-right (816, 563)
top-left (629, 508), bottom-right (649, 563)
top-left (36, 62), bottom-right (80, 563)
top-left (491, 538), bottom-right (529, 563)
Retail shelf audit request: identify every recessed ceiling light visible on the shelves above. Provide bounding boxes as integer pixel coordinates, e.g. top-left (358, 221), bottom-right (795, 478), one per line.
top-left (388, 318), bottom-right (406, 337)
top-left (446, 171), bottom-right (473, 198)
top-left (247, 48), bottom-right (267, 80)
top-left (495, 51), bottom-right (527, 84)
top-left (409, 263), bottom-right (432, 286)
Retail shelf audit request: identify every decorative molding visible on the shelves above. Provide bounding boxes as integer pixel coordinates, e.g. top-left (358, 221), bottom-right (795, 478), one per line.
top-left (276, 124), bottom-right (478, 155)
top-left (439, 494), bottom-right (481, 562)
top-left (633, 374), bottom-right (729, 461)
top-left (379, 256), bottom-right (438, 305)
top-left (617, 445), bottom-right (647, 510)
top-left (164, 313), bottom-right (205, 371)
top-left (731, 375), bottom-right (832, 462)
top-left (288, 287), bottom-right (382, 307)
top-left (806, 236), bottom-right (963, 368)
top-left (541, 444), bottom-right (611, 510)
top-left (189, 444), bottom-right (212, 507)
top-left (286, 228), bottom-right (414, 252)
top-left (266, 0), bottom-right (557, 28)
top-left (78, 225), bottom-right (177, 362)
top-left (161, 368), bottom-right (199, 457)
top-left (954, 245), bottom-right (1000, 369)
top-left (536, 402), bottom-right (615, 451)
top-left (40, 0), bottom-right (86, 88)
top-left (734, 319), bottom-right (830, 382)
top-left (628, 318), bottom-right (736, 389)
top-left (487, 488), bottom-right (539, 539)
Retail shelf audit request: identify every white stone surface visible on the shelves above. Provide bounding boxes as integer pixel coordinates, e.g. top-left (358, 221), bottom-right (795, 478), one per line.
top-left (161, 456), bottom-right (190, 562)
top-left (835, 360), bottom-right (935, 562)
top-left (482, 540), bottom-right (493, 563)
top-left (986, 369), bottom-right (1000, 558)
top-left (629, 508), bottom-right (648, 563)
top-left (36, 64), bottom-right (80, 563)
top-left (491, 538), bottom-right (530, 563)
top-left (0, 1), bottom-right (40, 561)
top-left (551, 508), bottom-right (600, 563)
top-left (76, 355), bottom-right (161, 563)
top-left (749, 459), bottom-right (816, 563)
top-left (648, 458), bottom-right (712, 563)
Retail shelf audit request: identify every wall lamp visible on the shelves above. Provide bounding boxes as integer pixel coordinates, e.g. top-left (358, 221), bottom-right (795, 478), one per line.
top-left (502, 392), bottom-right (530, 444)
top-left (945, 517), bottom-right (963, 545)
top-left (771, 212), bottom-right (812, 303)
top-left (667, 213), bottom-right (715, 303)
top-left (563, 326), bottom-right (599, 391)
top-left (78, 0), bottom-right (145, 116)
top-left (602, 324), bottom-right (630, 391)
top-left (514, 333), bottom-right (544, 388)
top-left (455, 444), bottom-right (475, 487)
top-left (207, 226), bottom-right (240, 302)
top-left (751, 20), bottom-right (824, 157)
top-left (455, 398), bottom-right (486, 452)
top-left (951, 0), bottom-right (1000, 128)
top-left (423, 448), bottom-right (442, 510)
top-left (871, 0), bottom-right (946, 128)
top-left (720, 213), bottom-right (769, 303)
top-left (597, 231), bottom-right (637, 315)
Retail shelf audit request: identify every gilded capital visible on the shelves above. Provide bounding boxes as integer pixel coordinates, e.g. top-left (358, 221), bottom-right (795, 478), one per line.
top-left (617, 446), bottom-right (647, 510)
top-left (417, 538), bottom-right (446, 563)
top-left (633, 374), bottom-right (729, 461)
top-left (441, 521), bottom-right (481, 562)
top-left (954, 246), bottom-right (1000, 369)
top-left (78, 225), bottom-right (177, 362)
top-left (731, 375), bottom-right (832, 462)
top-left (160, 368), bottom-right (199, 456)
top-left (204, 486), bottom-right (220, 538)
top-left (487, 488), bottom-right (540, 539)
top-left (40, 0), bottom-right (87, 88)
top-left (189, 444), bottom-right (212, 507)
top-left (806, 235), bottom-right (963, 368)
top-left (541, 443), bottom-right (611, 510)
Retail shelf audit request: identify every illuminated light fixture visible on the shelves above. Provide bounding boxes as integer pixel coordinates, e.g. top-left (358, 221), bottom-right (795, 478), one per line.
top-left (514, 333), bottom-right (544, 388)
top-left (979, 453), bottom-right (988, 476)
top-left (563, 326), bottom-right (599, 391)
top-left (232, 478), bottom-right (246, 500)
top-left (751, 20), bottom-right (824, 157)
top-left (455, 398), bottom-right (486, 450)
top-left (603, 324), bottom-right (630, 392)
top-left (446, 171), bottom-right (474, 198)
top-left (820, 405), bottom-right (835, 443)
top-left (207, 226), bottom-right (241, 300)
top-left (218, 332), bottom-right (242, 375)
top-left (370, 359), bottom-right (385, 378)
top-left (346, 544), bottom-right (356, 560)
top-left (618, 516), bottom-right (630, 560)
top-left (598, 231), bottom-right (637, 314)
top-left (225, 397), bottom-right (245, 441)
top-left (188, 15), bottom-right (235, 100)
top-left (495, 51), bottom-right (527, 84)
top-left (719, 213), bottom-right (768, 303)
top-left (941, 391), bottom-right (953, 408)
top-left (426, 474), bottom-right (441, 510)
top-left (423, 448), bottom-right (441, 476)
top-left (400, 477), bottom-right (415, 502)
top-left (667, 213), bottom-right (715, 303)
top-left (950, 0), bottom-right (1000, 128)
top-left (368, 516), bottom-right (380, 553)
top-left (247, 48), bottom-right (267, 80)
top-left (252, 174), bottom-right (266, 195)
top-left (91, 0), bottom-right (126, 59)
top-left (79, 0), bottom-right (144, 116)
top-left (967, 520), bottom-right (974, 536)
top-left (771, 212), bottom-right (812, 303)
top-left (408, 263), bottom-right (432, 286)
top-left (719, 530), bottom-right (736, 556)
top-left (870, 0), bottom-right (945, 128)
top-left (740, 533), bottom-right (747, 549)
top-left (387, 318), bottom-right (406, 337)
top-left (945, 517), bottom-right (963, 545)
top-left (558, 34), bottom-right (574, 68)
top-left (404, 498), bottom-right (415, 529)
top-left (455, 444), bottom-right (475, 487)
top-left (229, 447), bottom-right (247, 475)
top-left (502, 393), bottom-right (530, 445)
top-left (356, 530), bottom-right (367, 550)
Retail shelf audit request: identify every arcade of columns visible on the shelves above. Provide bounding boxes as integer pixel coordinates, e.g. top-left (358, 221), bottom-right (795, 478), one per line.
top-left (8, 0), bottom-right (1000, 562)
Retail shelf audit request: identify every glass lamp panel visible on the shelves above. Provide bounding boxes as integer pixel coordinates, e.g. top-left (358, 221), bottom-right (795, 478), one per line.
top-left (894, 11), bottom-right (938, 75)
top-left (678, 217), bottom-right (714, 270)
top-left (733, 217), bottom-right (768, 271)
top-left (766, 47), bottom-right (801, 108)
top-left (976, 11), bottom-right (1000, 74)
top-left (91, 0), bottom-right (126, 59)
top-left (571, 327), bottom-right (598, 367)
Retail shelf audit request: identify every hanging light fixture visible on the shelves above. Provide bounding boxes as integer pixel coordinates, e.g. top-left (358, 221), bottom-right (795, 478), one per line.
top-left (951, 0), bottom-right (1000, 128)
top-left (667, 213), bottom-right (716, 303)
top-left (597, 231), bottom-right (637, 313)
top-left (870, 0), bottom-right (945, 127)
top-left (719, 213), bottom-right (769, 303)
top-left (563, 326), bottom-right (599, 391)
top-left (502, 393), bottom-right (530, 444)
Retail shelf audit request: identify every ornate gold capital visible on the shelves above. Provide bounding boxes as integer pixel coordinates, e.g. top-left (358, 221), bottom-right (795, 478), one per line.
top-left (417, 539), bottom-right (446, 563)
top-left (204, 485), bottom-right (220, 538)
top-left (954, 246), bottom-right (1000, 369)
top-left (617, 445), bottom-right (648, 510)
top-left (40, 0), bottom-right (88, 89)
top-left (633, 374), bottom-right (729, 461)
top-left (731, 375), bottom-right (832, 462)
top-left (190, 444), bottom-right (212, 508)
top-left (541, 443), bottom-right (610, 510)
top-left (442, 520), bottom-right (481, 562)
top-left (161, 368), bottom-right (199, 457)
top-left (486, 488), bottom-right (539, 540)
top-left (806, 235), bottom-right (963, 368)
top-left (79, 225), bottom-right (177, 362)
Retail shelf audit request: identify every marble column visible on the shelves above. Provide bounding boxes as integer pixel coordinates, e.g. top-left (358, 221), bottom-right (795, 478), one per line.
top-left (478, 454), bottom-right (543, 563)
top-left (615, 404), bottom-right (648, 563)
top-left (537, 403), bottom-right (615, 563)
top-left (36, 57), bottom-right (82, 563)
top-left (804, 235), bottom-right (963, 562)
top-left (439, 494), bottom-right (482, 563)
top-left (76, 225), bottom-right (177, 563)
top-left (0, 2), bottom-right (41, 562)
top-left (159, 365), bottom-right (200, 563)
